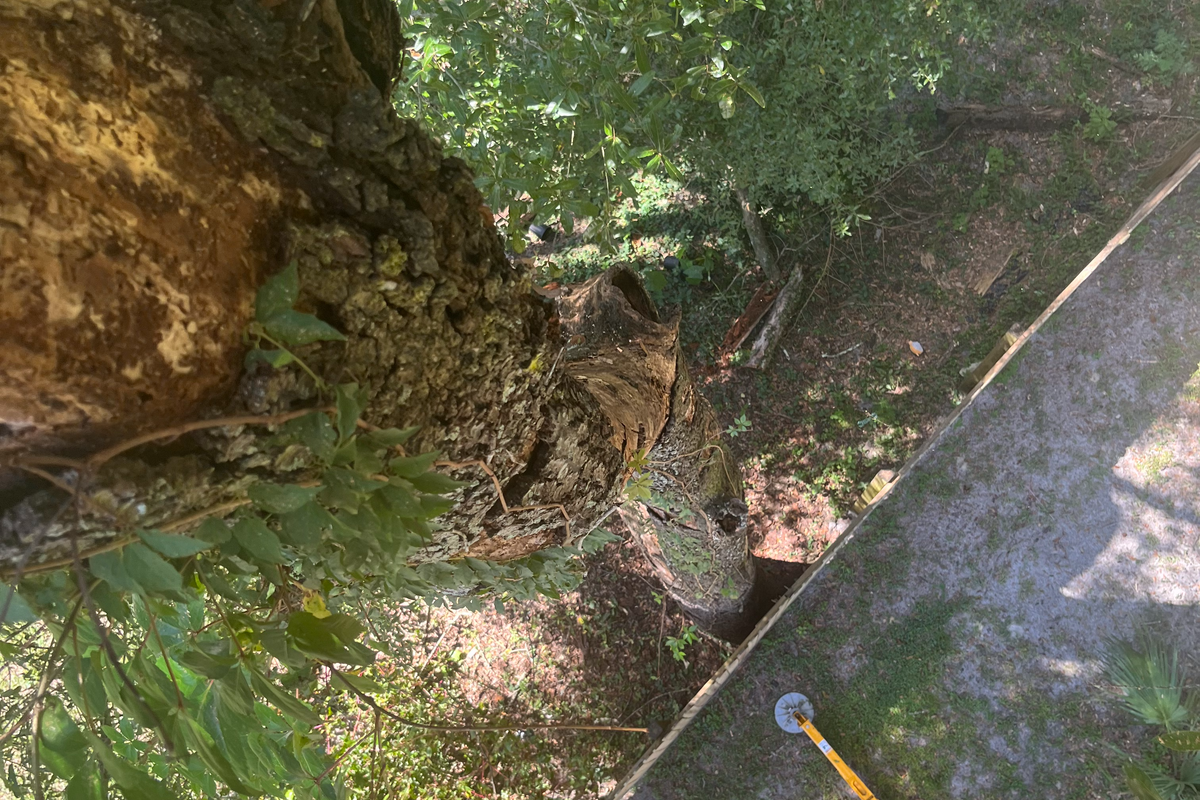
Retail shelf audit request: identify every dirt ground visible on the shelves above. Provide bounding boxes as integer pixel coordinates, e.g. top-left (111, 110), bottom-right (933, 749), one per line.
top-left (631, 165), bottom-right (1200, 799)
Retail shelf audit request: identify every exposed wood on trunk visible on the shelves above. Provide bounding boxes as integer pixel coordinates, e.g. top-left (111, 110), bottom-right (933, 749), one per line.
top-left (559, 268), bottom-right (757, 639)
top-left (555, 268), bottom-right (679, 462)
top-left (734, 182), bottom-right (779, 281)
top-left (745, 261), bottom-right (806, 370)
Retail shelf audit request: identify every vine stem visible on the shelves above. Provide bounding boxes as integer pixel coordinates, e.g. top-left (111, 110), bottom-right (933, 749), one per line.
top-left (2, 414), bottom-right (332, 579)
top-left (85, 407), bottom-right (324, 468)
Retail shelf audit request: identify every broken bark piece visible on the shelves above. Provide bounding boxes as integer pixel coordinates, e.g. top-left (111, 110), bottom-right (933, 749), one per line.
top-left (958, 323), bottom-right (1024, 392)
top-left (716, 280), bottom-right (780, 364)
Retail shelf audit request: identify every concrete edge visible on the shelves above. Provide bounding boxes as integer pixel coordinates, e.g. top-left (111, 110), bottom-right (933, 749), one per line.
top-left (606, 133), bottom-right (1200, 800)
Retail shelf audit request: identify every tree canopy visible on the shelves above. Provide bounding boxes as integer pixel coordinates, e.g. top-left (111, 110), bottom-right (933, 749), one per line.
top-left (401, 0), bottom-right (990, 244)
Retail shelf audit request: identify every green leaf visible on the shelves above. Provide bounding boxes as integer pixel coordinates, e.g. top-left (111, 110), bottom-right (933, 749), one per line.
top-left (255, 262), bottom-right (300, 321)
top-left (630, 72), bottom-right (655, 96)
top-left (579, 528), bottom-right (623, 554)
top-left (41, 697), bottom-right (87, 753)
top-left (66, 766), bottom-right (103, 800)
top-left (232, 518), bottom-right (284, 564)
top-left (287, 612), bottom-right (359, 664)
top-left (89, 550), bottom-right (143, 594)
top-left (262, 309), bottom-right (346, 346)
top-left (1125, 764), bottom-right (1165, 800)
top-left (248, 483), bottom-right (321, 515)
top-left (335, 383), bottom-right (368, 441)
top-left (324, 467), bottom-right (388, 495)
top-left (218, 672), bottom-right (256, 717)
top-left (354, 439), bottom-right (385, 475)
top-left (419, 494), bottom-right (455, 518)
top-left (635, 40), bottom-right (651, 73)
top-left (323, 613), bottom-right (366, 644)
top-left (179, 649), bottom-right (238, 680)
top-left (80, 730), bottom-right (177, 800)
top-left (137, 530), bottom-right (211, 558)
top-left (277, 502), bottom-right (334, 549)
top-left (244, 348), bottom-right (296, 370)
top-left (408, 471), bottom-right (471, 495)
top-left (247, 670), bottom-right (321, 728)
top-left (329, 671), bottom-right (384, 694)
top-left (389, 451), bottom-right (439, 479)
top-left (287, 412), bottom-right (337, 464)
top-left (122, 544), bottom-right (183, 594)
top-left (179, 714), bottom-right (261, 795)
top-left (0, 582), bottom-right (36, 623)
top-left (1160, 731), bottom-right (1200, 751)
top-left (741, 81), bottom-right (766, 108)
top-left (365, 426), bottom-right (419, 448)
top-left (380, 482), bottom-right (423, 517)
top-left (39, 745), bottom-right (79, 780)
top-left (256, 628), bottom-right (306, 670)
top-left (194, 517), bottom-right (232, 545)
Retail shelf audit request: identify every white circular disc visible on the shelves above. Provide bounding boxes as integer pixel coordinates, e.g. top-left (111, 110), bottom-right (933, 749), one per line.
top-left (774, 692), bottom-right (814, 733)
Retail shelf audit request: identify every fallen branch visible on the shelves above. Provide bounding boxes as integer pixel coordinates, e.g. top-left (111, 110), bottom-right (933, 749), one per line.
top-left (820, 342), bottom-right (862, 359)
top-left (746, 230), bottom-right (835, 370)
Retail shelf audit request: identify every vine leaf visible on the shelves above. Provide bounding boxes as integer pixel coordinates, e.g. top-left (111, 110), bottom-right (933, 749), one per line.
top-left (232, 518), bottom-right (285, 564)
top-left (248, 484), bottom-right (322, 515)
top-left (408, 471), bottom-right (471, 494)
top-left (122, 544), bottom-right (183, 594)
top-left (261, 309), bottom-right (346, 346)
top-left (335, 383), bottom-right (369, 441)
top-left (365, 426), bottom-right (419, 447)
top-left (244, 349), bottom-right (295, 369)
top-left (138, 530), bottom-right (212, 558)
top-left (255, 262), bottom-right (300, 321)
top-left (89, 551), bottom-right (143, 594)
top-left (286, 412), bottom-right (338, 464)
top-left (389, 452), bottom-right (439, 479)
top-left (195, 518), bottom-right (233, 544)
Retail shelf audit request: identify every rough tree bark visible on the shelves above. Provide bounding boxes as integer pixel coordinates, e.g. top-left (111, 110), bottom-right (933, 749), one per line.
top-left (0, 0), bottom-right (757, 634)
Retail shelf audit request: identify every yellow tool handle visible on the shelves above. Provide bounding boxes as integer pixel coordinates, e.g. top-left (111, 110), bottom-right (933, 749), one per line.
top-left (795, 714), bottom-right (877, 800)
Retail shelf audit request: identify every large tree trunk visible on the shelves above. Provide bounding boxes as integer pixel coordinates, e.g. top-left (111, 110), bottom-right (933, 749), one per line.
top-left (0, 0), bottom-right (755, 633)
